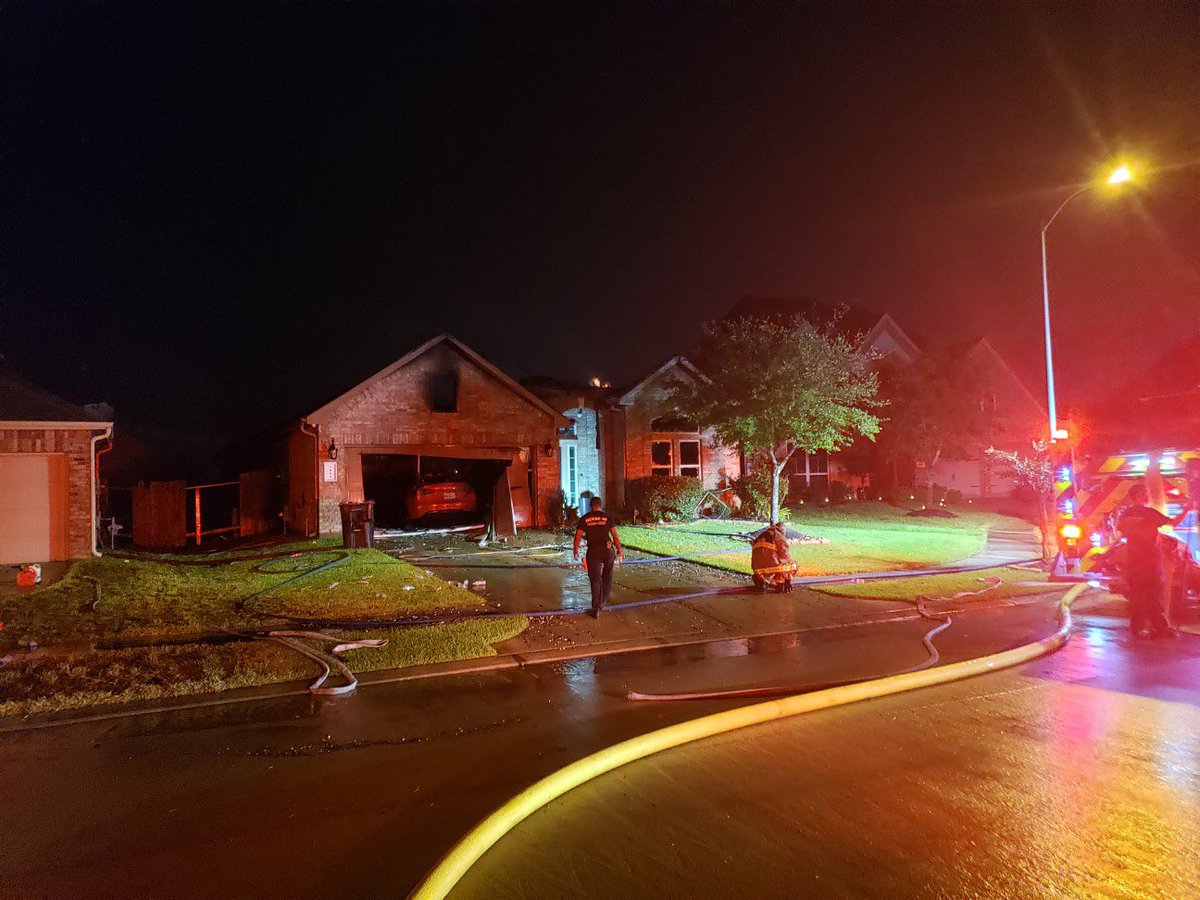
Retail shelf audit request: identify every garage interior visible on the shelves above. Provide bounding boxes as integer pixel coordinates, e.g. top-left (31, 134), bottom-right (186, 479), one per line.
top-left (361, 451), bottom-right (531, 531)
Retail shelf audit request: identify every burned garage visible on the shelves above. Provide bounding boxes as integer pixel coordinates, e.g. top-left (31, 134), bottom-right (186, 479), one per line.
top-left (283, 333), bottom-right (566, 536)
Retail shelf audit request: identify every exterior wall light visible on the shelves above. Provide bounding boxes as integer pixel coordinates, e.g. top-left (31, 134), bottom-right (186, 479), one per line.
top-left (328, 440), bottom-right (339, 461)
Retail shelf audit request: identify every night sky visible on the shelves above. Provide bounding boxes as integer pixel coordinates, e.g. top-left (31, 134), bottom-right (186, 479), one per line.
top-left (4, 2), bottom-right (1197, 436)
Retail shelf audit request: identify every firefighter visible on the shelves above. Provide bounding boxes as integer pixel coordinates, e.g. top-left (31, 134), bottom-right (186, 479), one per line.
top-left (1116, 482), bottom-right (1191, 639)
top-left (751, 522), bottom-right (798, 593)
top-left (573, 496), bottom-right (623, 618)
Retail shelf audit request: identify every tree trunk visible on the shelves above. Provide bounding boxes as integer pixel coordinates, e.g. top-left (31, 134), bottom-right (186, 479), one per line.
top-left (770, 447), bottom-right (796, 525)
top-left (1036, 495), bottom-right (1051, 560)
top-left (769, 450), bottom-right (781, 525)
top-left (924, 447), bottom-right (943, 508)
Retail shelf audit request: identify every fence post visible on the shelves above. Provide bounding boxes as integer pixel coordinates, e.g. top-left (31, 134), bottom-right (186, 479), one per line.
top-left (194, 487), bottom-right (202, 547)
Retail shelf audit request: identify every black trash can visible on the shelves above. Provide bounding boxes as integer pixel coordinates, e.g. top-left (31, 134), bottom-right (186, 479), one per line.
top-left (339, 500), bottom-right (375, 549)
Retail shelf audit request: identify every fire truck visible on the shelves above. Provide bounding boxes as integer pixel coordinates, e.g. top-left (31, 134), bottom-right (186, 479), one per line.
top-left (1052, 442), bottom-right (1200, 600)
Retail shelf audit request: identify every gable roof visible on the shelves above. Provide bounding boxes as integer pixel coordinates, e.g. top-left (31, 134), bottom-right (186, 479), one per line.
top-left (859, 313), bottom-right (923, 362)
top-left (965, 337), bottom-right (1044, 415)
top-left (306, 333), bottom-right (566, 424)
top-left (618, 356), bottom-right (708, 406)
top-left (721, 296), bottom-right (924, 358)
top-left (0, 368), bottom-right (111, 424)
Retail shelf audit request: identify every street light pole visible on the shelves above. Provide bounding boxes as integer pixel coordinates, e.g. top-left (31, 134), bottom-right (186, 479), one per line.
top-left (1038, 163), bottom-right (1132, 438)
top-left (1039, 184), bottom-right (1090, 438)
top-left (1040, 224), bottom-right (1058, 435)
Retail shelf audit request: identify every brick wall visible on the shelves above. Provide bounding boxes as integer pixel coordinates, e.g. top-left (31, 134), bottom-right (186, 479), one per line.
top-left (306, 342), bottom-right (560, 533)
top-left (0, 427), bottom-right (97, 559)
top-left (621, 367), bottom-right (741, 491)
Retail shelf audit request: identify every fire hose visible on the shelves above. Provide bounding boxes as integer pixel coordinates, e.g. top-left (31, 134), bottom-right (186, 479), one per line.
top-left (407, 582), bottom-right (1090, 900)
top-left (628, 576), bottom-right (1008, 701)
top-left (266, 631), bottom-right (388, 696)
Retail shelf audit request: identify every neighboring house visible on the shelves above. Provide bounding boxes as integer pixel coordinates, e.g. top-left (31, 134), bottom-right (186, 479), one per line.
top-left (531, 297), bottom-right (1043, 511)
top-left (0, 370), bottom-right (113, 564)
top-left (722, 297), bottom-right (925, 497)
top-left (926, 337), bottom-right (1045, 498)
top-left (283, 334), bottom-right (567, 535)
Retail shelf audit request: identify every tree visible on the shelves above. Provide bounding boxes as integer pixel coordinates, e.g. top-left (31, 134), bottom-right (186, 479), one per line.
top-left (986, 441), bottom-right (1054, 557)
top-left (670, 315), bottom-right (882, 524)
top-left (883, 353), bottom-right (992, 506)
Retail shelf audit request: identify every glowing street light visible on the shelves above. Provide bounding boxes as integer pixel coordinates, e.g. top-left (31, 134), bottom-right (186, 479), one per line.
top-left (1040, 162), bottom-right (1135, 436)
top-left (1107, 165), bottom-right (1133, 185)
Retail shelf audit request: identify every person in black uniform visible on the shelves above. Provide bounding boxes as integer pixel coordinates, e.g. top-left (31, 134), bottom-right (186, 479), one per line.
top-left (573, 497), bottom-right (624, 618)
top-left (1117, 481), bottom-right (1191, 639)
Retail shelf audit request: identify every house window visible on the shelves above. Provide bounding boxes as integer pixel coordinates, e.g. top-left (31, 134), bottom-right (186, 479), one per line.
top-left (651, 441), bottom-right (673, 477)
top-left (678, 440), bottom-right (701, 478)
top-left (650, 439), bottom-right (701, 479)
top-left (789, 451), bottom-right (829, 491)
top-left (429, 370), bottom-right (458, 413)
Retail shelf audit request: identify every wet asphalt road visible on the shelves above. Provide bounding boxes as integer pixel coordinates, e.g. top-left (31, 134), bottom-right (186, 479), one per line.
top-left (2, 599), bottom-right (1197, 899)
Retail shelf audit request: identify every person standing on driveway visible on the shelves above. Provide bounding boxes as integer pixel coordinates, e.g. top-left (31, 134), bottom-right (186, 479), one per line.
top-left (573, 497), bottom-right (623, 618)
top-left (1117, 481), bottom-right (1189, 639)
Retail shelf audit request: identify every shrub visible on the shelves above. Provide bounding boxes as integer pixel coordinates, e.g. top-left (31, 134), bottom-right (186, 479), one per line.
top-left (625, 476), bottom-right (706, 522)
top-left (733, 452), bottom-right (787, 520)
top-left (828, 481), bottom-right (850, 503)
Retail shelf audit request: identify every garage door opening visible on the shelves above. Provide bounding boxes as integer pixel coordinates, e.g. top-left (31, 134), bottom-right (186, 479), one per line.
top-left (362, 453), bottom-right (514, 530)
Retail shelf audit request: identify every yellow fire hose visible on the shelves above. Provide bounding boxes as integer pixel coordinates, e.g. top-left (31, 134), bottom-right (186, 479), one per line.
top-left (408, 582), bottom-right (1090, 900)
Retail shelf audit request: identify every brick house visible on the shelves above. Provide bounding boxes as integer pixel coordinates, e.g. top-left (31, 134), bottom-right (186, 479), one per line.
top-left (527, 359), bottom-right (744, 515)
top-left (0, 370), bottom-right (113, 563)
top-left (532, 298), bottom-right (1041, 511)
top-left (926, 337), bottom-right (1045, 498)
top-left (720, 297), bottom-right (925, 498)
top-left (720, 298), bottom-right (1042, 499)
top-left (284, 334), bottom-right (566, 536)
top-left (610, 357), bottom-right (742, 507)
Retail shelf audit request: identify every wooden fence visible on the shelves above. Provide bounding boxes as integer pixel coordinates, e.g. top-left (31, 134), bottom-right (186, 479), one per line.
top-left (132, 470), bottom-right (276, 549)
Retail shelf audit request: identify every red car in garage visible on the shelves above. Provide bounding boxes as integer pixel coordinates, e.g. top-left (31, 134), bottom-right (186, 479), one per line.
top-left (406, 478), bottom-right (478, 521)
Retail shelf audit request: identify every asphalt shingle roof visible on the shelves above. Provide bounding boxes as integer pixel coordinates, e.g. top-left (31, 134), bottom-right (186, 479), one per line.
top-left (0, 369), bottom-right (97, 422)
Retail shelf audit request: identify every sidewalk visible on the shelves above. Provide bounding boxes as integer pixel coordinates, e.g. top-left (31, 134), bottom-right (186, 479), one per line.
top-left (395, 527), bottom-right (1049, 673)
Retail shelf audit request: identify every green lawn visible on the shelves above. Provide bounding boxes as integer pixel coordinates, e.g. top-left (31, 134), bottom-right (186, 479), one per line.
top-left (813, 566), bottom-right (1054, 603)
top-left (618, 502), bottom-right (1034, 577)
top-left (0, 616), bottom-right (526, 718)
top-left (0, 539), bottom-right (479, 647)
top-left (0, 541), bottom-right (527, 717)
